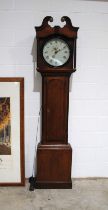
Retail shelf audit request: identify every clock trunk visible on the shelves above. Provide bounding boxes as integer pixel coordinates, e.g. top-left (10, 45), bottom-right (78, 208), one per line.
top-left (42, 76), bottom-right (69, 144)
top-left (35, 75), bottom-right (72, 189)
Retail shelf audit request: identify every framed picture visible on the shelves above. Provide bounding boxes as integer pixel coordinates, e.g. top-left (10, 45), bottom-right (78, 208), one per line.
top-left (0, 78), bottom-right (25, 186)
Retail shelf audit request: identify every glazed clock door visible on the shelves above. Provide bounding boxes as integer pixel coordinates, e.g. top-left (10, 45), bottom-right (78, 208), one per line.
top-left (42, 38), bottom-right (70, 67)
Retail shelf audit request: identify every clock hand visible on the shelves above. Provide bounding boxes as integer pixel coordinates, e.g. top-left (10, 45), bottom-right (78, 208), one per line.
top-left (60, 46), bottom-right (66, 51)
top-left (54, 49), bottom-right (61, 54)
top-left (54, 46), bottom-right (66, 54)
top-left (52, 46), bottom-right (65, 56)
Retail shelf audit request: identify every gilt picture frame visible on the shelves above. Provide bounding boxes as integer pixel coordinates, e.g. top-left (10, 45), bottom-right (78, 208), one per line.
top-left (0, 78), bottom-right (25, 186)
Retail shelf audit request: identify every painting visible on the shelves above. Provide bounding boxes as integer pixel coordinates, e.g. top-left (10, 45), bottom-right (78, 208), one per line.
top-left (0, 97), bottom-right (11, 155)
top-left (0, 78), bottom-right (25, 186)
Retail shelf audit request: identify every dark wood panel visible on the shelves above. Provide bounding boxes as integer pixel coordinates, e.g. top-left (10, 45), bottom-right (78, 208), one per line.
top-left (42, 76), bottom-right (69, 143)
top-left (35, 143), bottom-right (72, 189)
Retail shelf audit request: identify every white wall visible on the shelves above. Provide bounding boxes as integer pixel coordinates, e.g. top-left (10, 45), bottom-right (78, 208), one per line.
top-left (0, 0), bottom-right (108, 178)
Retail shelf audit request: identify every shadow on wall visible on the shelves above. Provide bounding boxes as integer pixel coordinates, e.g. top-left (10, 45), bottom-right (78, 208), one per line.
top-left (31, 37), bottom-right (42, 93)
top-left (31, 37), bottom-right (42, 179)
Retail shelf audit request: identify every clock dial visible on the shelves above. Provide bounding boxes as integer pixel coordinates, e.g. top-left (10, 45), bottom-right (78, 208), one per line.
top-left (43, 38), bottom-right (70, 67)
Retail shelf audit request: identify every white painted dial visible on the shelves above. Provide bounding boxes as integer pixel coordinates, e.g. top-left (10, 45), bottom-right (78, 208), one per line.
top-left (43, 38), bottom-right (70, 67)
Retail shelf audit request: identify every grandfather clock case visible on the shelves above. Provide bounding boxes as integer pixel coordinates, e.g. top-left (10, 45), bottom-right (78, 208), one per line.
top-left (35, 16), bottom-right (79, 188)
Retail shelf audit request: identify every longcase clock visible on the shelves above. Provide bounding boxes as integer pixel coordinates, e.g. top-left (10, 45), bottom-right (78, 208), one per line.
top-left (35, 16), bottom-right (79, 188)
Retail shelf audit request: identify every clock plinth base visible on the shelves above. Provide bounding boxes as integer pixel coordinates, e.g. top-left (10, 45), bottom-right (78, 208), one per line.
top-left (35, 181), bottom-right (72, 189)
top-left (35, 143), bottom-right (72, 189)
